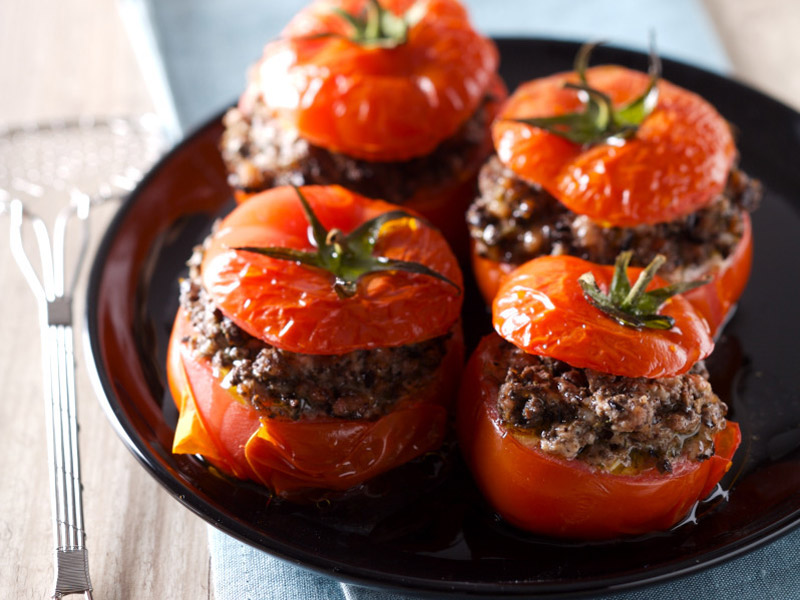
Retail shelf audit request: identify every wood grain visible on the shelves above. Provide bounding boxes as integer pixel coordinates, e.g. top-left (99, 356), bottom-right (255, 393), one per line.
top-left (0, 1), bottom-right (211, 599)
top-left (0, 0), bottom-right (797, 598)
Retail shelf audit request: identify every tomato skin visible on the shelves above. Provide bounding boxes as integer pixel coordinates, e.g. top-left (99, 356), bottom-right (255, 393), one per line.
top-left (470, 241), bottom-right (516, 306)
top-left (457, 334), bottom-right (741, 539)
top-left (493, 255), bottom-right (713, 378)
top-left (493, 66), bottom-right (736, 227)
top-left (683, 213), bottom-right (753, 338)
top-left (168, 312), bottom-right (261, 481)
top-left (241, 0), bottom-right (499, 162)
top-left (168, 309), bottom-right (464, 497)
top-left (202, 185), bottom-right (463, 355)
top-left (471, 214), bottom-right (753, 338)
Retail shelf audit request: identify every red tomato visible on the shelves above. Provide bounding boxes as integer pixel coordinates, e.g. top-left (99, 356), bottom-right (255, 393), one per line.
top-left (457, 333), bottom-right (741, 539)
top-left (241, 0), bottom-right (499, 161)
top-left (168, 309), bottom-right (464, 497)
top-left (202, 185), bottom-right (463, 355)
top-left (493, 66), bottom-right (736, 226)
top-left (493, 255), bottom-right (713, 378)
top-left (471, 215), bottom-right (753, 338)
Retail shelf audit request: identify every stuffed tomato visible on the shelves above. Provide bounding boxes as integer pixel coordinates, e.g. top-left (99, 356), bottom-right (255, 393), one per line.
top-left (466, 43), bottom-right (759, 335)
top-left (168, 185), bottom-right (464, 498)
top-left (221, 0), bottom-right (506, 253)
top-left (457, 253), bottom-right (741, 539)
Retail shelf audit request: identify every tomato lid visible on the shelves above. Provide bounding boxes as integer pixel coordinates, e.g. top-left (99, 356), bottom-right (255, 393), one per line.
top-left (201, 185), bottom-right (463, 354)
top-left (493, 255), bottom-right (713, 378)
top-left (240, 0), bottom-right (499, 161)
top-left (493, 65), bottom-right (736, 226)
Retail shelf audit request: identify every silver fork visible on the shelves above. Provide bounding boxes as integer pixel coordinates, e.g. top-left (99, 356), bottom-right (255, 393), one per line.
top-left (5, 190), bottom-right (94, 599)
top-left (1, 115), bottom-right (163, 598)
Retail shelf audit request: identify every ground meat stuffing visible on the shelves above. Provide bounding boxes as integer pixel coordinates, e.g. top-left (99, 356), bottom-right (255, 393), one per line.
top-left (220, 97), bottom-right (489, 205)
top-left (467, 155), bottom-right (762, 280)
top-left (490, 340), bottom-right (728, 473)
top-left (178, 258), bottom-right (448, 421)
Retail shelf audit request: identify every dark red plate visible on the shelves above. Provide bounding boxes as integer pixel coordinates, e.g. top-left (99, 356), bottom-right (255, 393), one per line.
top-left (85, 39), bottom-right (800, 598)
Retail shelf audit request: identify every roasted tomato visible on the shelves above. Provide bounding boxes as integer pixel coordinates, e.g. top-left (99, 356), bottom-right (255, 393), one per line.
top-left (458, 254), bottom-right (740, 538)
top-left (230, 0), bottom-right (505, 255)
top-left (244, 0), bottom-right (500, 162)
top-left (492, 65), bottom-right (735, 227)
top-left (457, 333), bottom-right (741, 539)
top-left (470, 46), bottom-right (755, 336)
top-left (168, 185), bottom-right (465, 497)
top-left (493, 255), bottom-right (712, 378)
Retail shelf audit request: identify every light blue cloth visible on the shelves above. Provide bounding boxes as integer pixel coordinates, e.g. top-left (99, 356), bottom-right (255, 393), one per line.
top-left (118, 1), bottom-right (799, 598)
top-left (121, 0), bottom-right (730, 142)
top-left (209, 526), bottom-right (800, 599)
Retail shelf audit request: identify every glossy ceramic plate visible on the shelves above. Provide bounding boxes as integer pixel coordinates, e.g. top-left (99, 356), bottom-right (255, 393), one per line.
top-left (85, 39), bottom-right (800, 597)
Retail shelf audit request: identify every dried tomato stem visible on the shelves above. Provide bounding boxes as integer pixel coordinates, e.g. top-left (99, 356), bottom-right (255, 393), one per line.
top-left (327, 0), bottom-right (425, 49)
top-left (579, 252), bottom-right (709, 330)
top-left (508, 38), bottom-right (662, 146)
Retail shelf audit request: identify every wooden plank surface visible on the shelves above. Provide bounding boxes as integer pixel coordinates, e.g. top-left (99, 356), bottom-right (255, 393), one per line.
top-left (0, 1), bottom-right (797, 599)
top-left (0, 2), bottom-right (211, 600)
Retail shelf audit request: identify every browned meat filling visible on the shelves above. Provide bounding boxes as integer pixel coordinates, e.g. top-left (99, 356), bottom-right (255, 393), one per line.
top-left (179, 273), bottom-right (448, 421)
top-left (220, 97), bottom-right (490, 205)
top-left (467, 155), bottom-right (761, 279)
top-left (490, 340), bottom-right (728, 473)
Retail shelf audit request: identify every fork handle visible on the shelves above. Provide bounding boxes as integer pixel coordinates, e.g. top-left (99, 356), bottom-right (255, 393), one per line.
top-left (42, 314), bottom-right (93, 597)
top-left (9, 196), bottom-right (94, 597)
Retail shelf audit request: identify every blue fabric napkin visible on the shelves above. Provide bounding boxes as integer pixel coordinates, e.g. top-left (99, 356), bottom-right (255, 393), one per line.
top-left (120, 0), bottom-right (730, 141)
top-left (118, 0), bottom-right (799, 597)
top-left (209, 525), bottom-right (800, 599)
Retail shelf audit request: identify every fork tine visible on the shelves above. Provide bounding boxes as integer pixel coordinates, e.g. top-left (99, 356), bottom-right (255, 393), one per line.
top-left (9, 198), bottom-right (47, 303)
top-left (66, 190), bottom-right (91, 297)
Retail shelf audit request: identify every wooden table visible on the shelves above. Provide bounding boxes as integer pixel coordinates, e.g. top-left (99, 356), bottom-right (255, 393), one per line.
top-left (0, 1), bottom-right (797, 598)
